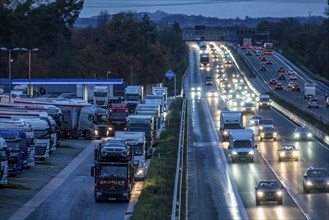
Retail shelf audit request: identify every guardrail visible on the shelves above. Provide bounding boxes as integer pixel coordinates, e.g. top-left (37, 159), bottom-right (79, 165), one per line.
top-left (171, 98), bottom-right (187, 220)
top-left (232, 48), bottom-right (329, 145)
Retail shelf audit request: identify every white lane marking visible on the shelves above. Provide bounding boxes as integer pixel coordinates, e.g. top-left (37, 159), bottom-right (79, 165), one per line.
top-left (272, 107), bottom-right (329, 151)
top-left (9, 142), bottom-right (95, 220)
top-left (258, 149), bottom-right (310, 220)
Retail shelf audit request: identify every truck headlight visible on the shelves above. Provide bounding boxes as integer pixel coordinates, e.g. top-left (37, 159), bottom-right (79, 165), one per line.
top-left (108, 127), bottom-right (113, 131)
top-left (294, 133), bottom-right (300, 138)
top-left (261, 133), bottom-right (265, 137)
top-left (137, 169), bottom-right (144, 175)
top-left (307, 133), bottom-right (312, 137)
top-left (95, 130), bottom-right (99, 136)
top-left (276, 191), bottom-right (282, 196)
top-left (223, 131), bottom-right (228, 135)
top-left (273, 132), bottom-right (277, 136)
top-left (293, 151), bottom-right (299, 156)
top-left (248, 151), bottom-right (254, 155)
top-left (232, 151), bottom-right (238, 155)
top-left (306, 181), bottom-right (313, 186)
top-left (280, 152), bottom-right (285, 156)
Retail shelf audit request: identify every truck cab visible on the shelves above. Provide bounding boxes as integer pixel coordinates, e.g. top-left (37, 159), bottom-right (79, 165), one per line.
top-left (228, 129), bottom-right (257, 163)
top-left (91, 138), bottom-right (135, 202)
top-left (108, 103), bottom-right (129, 136)
top-left (124, 86), bottom-right (144, 113)
top-left (219, 111), bottom-right (243, 141)
top-left (258, 94), bottom-right (271, 109)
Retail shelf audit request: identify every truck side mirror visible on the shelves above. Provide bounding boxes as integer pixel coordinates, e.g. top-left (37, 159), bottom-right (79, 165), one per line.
top-left (90, 166), bottom-right (95, 177)
top-left (303, 174), bottom-right (307, 179)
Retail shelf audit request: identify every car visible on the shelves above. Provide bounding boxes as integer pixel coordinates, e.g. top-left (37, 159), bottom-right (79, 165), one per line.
top-left (291, 83), bottom-right (300, 91)
top-left (303, 167), bottom-right (329, 193)
top-left (287, 81), bottom-right (295, 88)
top-left (277, 67), bottom-right (285, 73)
top-left (205, 76), bottom-right (213, 86)
top-left (242, 102), bottom-right (255, 114)
top-left (255, 180), bottom-right (283, 205)
top-left (275, 83), bottom-right (284, 90)
top-left (260, 126), bottom-right (277, 141)
top-left (260, 56), bottom-right (267, 61)
top-left (250, 115), bottom-right (262, 126)
top-left (258, 119), bottom-right (275, 135)
top-left (255, 52), bottom-right (260, 56)
top-left (278, 145), bottom-right (299, 161)
top-left (246, 51), bottom-right (252, 55)
top-left (260, 66), bottom-right (268, 72)
top-left (269, 78), bottom-right (277, 84)
top-left (293, 127), bottom-right (312, 140)
top-left (190, 86), bottom-right (202, 97)
top-left (289, 74), bottom-right (297, 80)
top-left (266, 60), bottom-right (273, 65)
top-left (278, 74), bottom-right (286, 80)
top-left (224, 59), bottom-right (232, 64)
top-left (288, 69), bottom-right (296, 75)
top-left (206, 90), bottom-right (219, 97)
top-left (308, 98), bottom-right (320, 108)
top-left (326, 97), bottom-right (329, 108)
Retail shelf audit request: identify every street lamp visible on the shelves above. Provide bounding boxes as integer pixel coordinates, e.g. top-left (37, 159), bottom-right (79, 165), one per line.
top-left (0, 47), bottom-right (21, 102)
top-left (21, 48), bottom-right (39, 97)
top-left (107, 71), bottom-right (111, 79)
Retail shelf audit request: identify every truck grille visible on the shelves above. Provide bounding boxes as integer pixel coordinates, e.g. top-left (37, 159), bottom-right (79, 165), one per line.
top-left (35, 147), bottom-right (46, 156)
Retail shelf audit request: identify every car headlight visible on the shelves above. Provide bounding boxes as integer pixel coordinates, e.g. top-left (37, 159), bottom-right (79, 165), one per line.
top-left (327, 181), bottom-right (329, 185)
top-left (251, 107), bottom-right (255, 110)
top-left (280, 152), bottom-right (285, 156)
top-left (276, 191), bottom-right (282, 196)
top-left (108, 127), bottom-right (113, 131)
top-left (257, 191), bottom-right (264, 197)
top-left (294, 133), bottom-right (300, 138)
top-left (261, 133), bottom-right (265, 137)
top-left (232, 151), bottom-right (238, 155)
top-left (273, 132), bottom-right (277, 136)
top-left (224, 131), bottom-right (228, 135)
top-left (248, 151), bottom-right (254, 155)
top-left (293, 151), bottom-right (299, 156)
top-left (137, 169), bottom-right (144, 175)
top-left (306, 181), bottom-right (313, 186)
top-left (307, 133), bottom-right (312, 137)
top-left (259, 126), bottom-right (263, 130)
top-left (95, 130), bottom-right (99, 136)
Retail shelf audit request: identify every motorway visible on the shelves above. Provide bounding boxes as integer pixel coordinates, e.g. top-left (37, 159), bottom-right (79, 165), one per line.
top-left (239, 48), bottom-right (329, 123)
top-left (186, 42), bottom-right (329, 220)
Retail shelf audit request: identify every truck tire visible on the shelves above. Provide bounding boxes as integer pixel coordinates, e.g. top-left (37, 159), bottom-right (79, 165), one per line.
top-left (84, 131), bottom-right (92, 140)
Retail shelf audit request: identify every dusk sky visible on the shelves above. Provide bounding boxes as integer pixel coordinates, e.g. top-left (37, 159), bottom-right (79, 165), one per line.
top-left (80, 0), bottom-right (327, 19)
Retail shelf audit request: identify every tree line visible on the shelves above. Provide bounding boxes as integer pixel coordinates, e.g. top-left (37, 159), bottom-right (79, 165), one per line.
top-left (0, 1), bottom-right (188, 86)
top-left (256, 7), bottom-right (329, 80)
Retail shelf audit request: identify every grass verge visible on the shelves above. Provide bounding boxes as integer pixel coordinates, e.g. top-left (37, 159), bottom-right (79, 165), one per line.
top-left (132, 99), bottom-right (184, 220)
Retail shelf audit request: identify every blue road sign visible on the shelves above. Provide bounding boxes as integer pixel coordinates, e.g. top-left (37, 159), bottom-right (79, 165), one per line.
top-left (165, 69), bottom-right (175, 80)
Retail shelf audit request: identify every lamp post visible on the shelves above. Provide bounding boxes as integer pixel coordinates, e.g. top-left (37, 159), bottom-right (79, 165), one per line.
top-left (107, 71), bottom-right (111, 79)
top-left (0, 47), bottom-right (20, 102)
top-left (21, 48), bottom-right (39, 97)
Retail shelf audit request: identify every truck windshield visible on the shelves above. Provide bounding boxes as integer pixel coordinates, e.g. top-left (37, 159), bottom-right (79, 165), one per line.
top-left (129, 127), bottom-right (151, 138)
top-left (94, 92), bottom-right (107, 97)
top-left (6, 141), bottom-right (21, 151)
top-left (99, 166), bottom-right (127, 179)
top-left (223, 124), bottom-right (241, 129)
top-left (234, 140), bottom-right (252, 148)
top-left (125, 95), bottom-right (140, 101)
top-left (260, 98), bottom-right (269, 102)
top-left (110, 112), bottom-right (127, 120)
top-left (131, 143), bottom-right (144, 156)
top-left (34, 130), bottom-right (50, 139)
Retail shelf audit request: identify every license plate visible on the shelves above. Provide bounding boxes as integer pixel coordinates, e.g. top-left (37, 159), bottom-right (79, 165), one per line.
top-left (108, 198), bottom-right (116, 201)
top-left (240, 158), bottom-right (246, 160)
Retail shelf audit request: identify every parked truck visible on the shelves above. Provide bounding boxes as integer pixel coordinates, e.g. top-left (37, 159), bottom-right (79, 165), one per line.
top-left (0, 137), bottom-right (9, 184)
top-left (219, 111), bottom-right (243, 141)
top-left (115, 131), bottom-right (147, 180)
top-left (228, 129), bottom-right (257, 163)
top-left (304, 83), bottom-right (316, 99)
top-left (124, 86), bottom-right (144, 113)
top-left (0, 129), bottom-right (25, 176)
top-left (152, 87), bottom-right (168, 111)
top-left (93, 85), bottom-right (114, 108)
top-left (91, 138), bottom-right (135, 202)
top-left (0, 120), bottom-right (35, 168)
top-left (126, 114), bottom-right (155, 158)
top-left (135, 103), bottom-right (161, 130)
top-left (14, 99), bottom-right (106, 139)
top-left (108, 103), bottom-right (129, 136)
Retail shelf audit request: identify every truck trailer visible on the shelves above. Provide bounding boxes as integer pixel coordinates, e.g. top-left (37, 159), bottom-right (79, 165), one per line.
top-left (219, 111), bottom-right (243, 141)
top-left (228, 129), bottom-right (257, 163)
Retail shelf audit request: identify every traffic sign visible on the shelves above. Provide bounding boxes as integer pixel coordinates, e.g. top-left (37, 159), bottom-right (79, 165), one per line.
top-left (165, 69), bottom-right (175, 80)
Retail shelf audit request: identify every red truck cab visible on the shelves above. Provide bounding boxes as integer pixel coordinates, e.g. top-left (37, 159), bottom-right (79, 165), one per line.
top-left (108, 103), bottom-right (129, 136)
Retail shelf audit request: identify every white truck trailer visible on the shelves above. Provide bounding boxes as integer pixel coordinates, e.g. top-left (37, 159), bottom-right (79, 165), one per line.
top-left (304, 83), bottom-right (316, 99)
top-left (228, 129), bottom-right (257, 163)
top-left (219, 111), bottom-right (243, 141)
top-left (152, 87), bottom-right (168, 111)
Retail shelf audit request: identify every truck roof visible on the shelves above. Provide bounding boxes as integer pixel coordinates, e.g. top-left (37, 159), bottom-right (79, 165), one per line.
top-left (229, 129), bottom-right (254, 140)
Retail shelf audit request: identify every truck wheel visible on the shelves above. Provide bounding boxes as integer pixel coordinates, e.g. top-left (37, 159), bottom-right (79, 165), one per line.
top-left (84, 131), bottom-right (92, 140)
